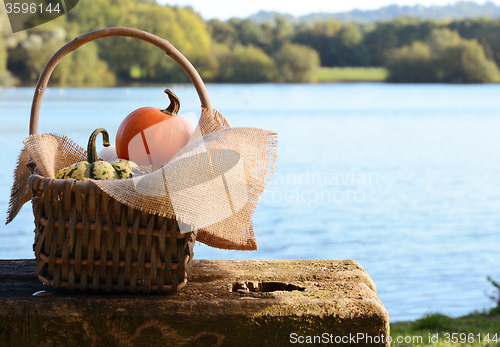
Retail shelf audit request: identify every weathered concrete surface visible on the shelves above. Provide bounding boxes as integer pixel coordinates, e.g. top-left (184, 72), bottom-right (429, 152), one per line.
top-left (0, 259), bottom-right (390, 346)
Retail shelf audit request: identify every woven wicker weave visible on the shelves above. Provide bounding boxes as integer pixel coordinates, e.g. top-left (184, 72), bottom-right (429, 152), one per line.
top-left (30, 175), bottom-right (195, 293)
top-left (28, 28), bottom-right (212, 293)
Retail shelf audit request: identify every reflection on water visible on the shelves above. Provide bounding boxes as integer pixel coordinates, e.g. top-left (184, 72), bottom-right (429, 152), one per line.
top-left (1, 83), bottom-right (500, 322)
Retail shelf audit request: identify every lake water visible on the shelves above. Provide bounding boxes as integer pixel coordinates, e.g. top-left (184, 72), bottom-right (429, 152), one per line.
top-left (1, 83), bottom-right (499, 322)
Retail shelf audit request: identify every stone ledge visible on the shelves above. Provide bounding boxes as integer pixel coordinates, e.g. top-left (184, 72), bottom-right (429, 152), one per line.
top-left (0, 259), bottom-right (390, 346)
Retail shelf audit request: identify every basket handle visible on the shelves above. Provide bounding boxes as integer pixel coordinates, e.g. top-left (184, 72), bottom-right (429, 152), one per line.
top-left (29, 27), bottom-right (213, 135)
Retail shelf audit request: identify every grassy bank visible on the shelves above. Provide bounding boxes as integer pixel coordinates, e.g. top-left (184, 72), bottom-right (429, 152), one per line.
top-left (317, 67), bottom-right (500, 83)
top-left (317, 67), bottom-right (388, 82)
top-left (390, 310), bottom-right (500, 346)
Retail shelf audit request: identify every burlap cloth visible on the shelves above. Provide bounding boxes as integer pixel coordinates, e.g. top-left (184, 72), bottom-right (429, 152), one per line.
top-left (6, 109), bottom-right (278, 251)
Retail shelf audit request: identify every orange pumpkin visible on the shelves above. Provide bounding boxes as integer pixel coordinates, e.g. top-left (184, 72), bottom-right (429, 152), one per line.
top-left (116, 89), bottom-right (195, 167)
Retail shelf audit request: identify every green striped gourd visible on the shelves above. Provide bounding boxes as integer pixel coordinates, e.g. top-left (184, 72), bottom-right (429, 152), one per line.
top-left (55, 128), bottom-right (138, 181)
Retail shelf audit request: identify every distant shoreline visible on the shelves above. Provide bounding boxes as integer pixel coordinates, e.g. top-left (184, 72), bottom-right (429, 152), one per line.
top-left (2, 66), bottom-right (500, 87)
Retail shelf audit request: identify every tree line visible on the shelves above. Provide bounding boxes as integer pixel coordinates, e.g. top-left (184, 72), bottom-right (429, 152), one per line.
top-left (0, 0), bottom-right (499, 86)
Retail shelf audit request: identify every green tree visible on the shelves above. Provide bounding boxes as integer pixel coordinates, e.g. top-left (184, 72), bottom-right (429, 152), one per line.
top-left (7, 31), bottom-right (58, 82)
top-left (447, 18), bottom-right (500, 67)
top-left (271, 16), bottom-right (293, 47)
top-left (314, 19), bottom-right (342, 37)
top-left (334, 24), bottom-right (368, 66)
top-left (96, 2), bottom-right (215, 82)
top-left (363, 19), bottom-right (441, 66)
top-left (363, 22), bottom-right (402, 66)
top-left (210, 43), bottom-right (233, 82)
top-left (434, 39), bottom-right (499, 83)
top-left (229, 19), bottom-right (268, 48)
top-left (7, 26), bottom-right (115, 86)
top-left (208, 19), bottom-right (238, 46)
top-left (427, 27), bottom-right (462, 53)
top-left (292, 21), bottom-right (367, 67)
top-left (226, 45), bottom-right (275, 82)
top-left (273, 43), bottom-right (320, 83)
top-left (64, 0), bottom-right (108, 33)
top-left (385, 28), bottom-right (499, 83)
top-left (0, 35), bottom-right (11, 86)
top-left (0, 35), bottom-right (6, 72)
top-left (55, 39), bottom-right (116, 87)
top-left (340, 24), bottom-right (363, 48)
top-left (385, 41), bottom-right (434, 82)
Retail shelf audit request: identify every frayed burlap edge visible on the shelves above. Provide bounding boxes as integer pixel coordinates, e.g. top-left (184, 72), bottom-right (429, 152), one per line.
top-left (6, 147), bottom-right (32, 224)
top-left (6, 133), bottom-right (86, 224)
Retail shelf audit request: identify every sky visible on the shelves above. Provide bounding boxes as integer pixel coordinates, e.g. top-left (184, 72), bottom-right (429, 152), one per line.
top-left (158, 0), bottom-right (500, 20)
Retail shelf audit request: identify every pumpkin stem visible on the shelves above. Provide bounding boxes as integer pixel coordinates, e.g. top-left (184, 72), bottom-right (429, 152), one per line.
top-left (87, 128), bottom-right (110, 164)
top-left (162, 89), bottom-right (180, 116)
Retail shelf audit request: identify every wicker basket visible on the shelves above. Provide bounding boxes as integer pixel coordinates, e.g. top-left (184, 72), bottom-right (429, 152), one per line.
top-left (28, 28), bottom-right (214, 293)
